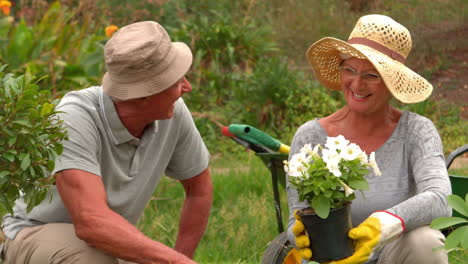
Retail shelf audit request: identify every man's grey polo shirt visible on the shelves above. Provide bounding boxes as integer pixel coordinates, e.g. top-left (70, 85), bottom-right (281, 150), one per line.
top-left (2, 86), bottom-right (210, 241)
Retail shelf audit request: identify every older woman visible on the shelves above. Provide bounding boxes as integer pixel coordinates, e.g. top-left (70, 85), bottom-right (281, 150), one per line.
top-left (287, 15), bottom-right (451, 264)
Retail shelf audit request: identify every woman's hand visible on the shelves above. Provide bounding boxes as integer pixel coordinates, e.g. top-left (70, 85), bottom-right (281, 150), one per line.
top-left (330, 211), bottom-right (404, 264)
top-left (292, 210), bottom-right (313, 260)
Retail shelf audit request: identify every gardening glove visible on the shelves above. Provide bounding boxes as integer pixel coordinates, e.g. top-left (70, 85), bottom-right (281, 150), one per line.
top-left (330, 211), bottom-right (405, 264)
top-left (292, 210), bottom-right (312, 261)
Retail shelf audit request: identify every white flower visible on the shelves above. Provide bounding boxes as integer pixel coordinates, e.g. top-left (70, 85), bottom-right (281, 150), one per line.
top-left (293, 151), bottom-right (312, 165)
top-left (337, 179), bottom-right (354, 197)
top-left (340, 143), bottom-right (363, 161)
top-left (322, 148), bottom-right (341, 176)
top-left (300, 143), bottom-right (313, 154)
top-left (325, 135), bottom-right (350, 151)
top-left (311, 144), bottom-right (321, 159)
top-left (357, 151), bottom-right (368, 164)
top-left (285, 152), bottom-right (311, 178)
top-left (344, 185), bottom-right (354, 196)
top-left (300, 143), bottom-right (321, 159)
top-left (327, 162), bottom-right (342, 177)
top-left (368, 152), bottom-right (382, 176)
top-left (322, 148), bottom-right (340, 164)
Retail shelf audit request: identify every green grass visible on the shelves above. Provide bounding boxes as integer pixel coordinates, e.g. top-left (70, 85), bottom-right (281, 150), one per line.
top-left (449, 168), bottom-right (468, 177)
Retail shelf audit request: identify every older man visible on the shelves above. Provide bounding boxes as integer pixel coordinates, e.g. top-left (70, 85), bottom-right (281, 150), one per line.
top-left (1, 21), bottom-right (212, 264)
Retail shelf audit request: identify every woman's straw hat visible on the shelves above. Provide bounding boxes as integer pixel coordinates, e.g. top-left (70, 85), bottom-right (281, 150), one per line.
top-left (306, 14), bottom-right (432, 104)
top-left (102, 21), bottom-right (192, 100)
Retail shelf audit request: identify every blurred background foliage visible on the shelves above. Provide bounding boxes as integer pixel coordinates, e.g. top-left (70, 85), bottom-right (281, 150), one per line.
top-left (0, 0), bottom-right (466, 156)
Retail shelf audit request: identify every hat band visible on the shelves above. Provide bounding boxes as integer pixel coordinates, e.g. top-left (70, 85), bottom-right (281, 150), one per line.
top-left (348, 37), bottom-right (406, 64)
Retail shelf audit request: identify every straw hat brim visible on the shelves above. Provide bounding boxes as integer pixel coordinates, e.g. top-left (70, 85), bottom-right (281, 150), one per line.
top-left (102, 42), bottom-right (193, 100)
top-left (306, 37), bottom-right (433, 104)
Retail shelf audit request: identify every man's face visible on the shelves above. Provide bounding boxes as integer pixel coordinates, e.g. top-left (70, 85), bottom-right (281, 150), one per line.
top-left (142, 77), bottom-right (193, 120)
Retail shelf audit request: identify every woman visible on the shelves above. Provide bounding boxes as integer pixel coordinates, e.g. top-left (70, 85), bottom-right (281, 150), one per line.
top-left (287, 14), bottom-right (451, 264)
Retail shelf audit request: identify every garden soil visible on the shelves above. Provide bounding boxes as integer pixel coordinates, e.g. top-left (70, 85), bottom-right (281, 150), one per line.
top-left (426, 22), bottom-right (468, 168)
top-left (427, 23), bottom-right (468, 120)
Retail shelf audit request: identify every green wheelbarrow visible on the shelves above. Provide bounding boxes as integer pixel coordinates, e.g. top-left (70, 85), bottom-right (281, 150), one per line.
top-left (446, 144), bottom-right (468, 218)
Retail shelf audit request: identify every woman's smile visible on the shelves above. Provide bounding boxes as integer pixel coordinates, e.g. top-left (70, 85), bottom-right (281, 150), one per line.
top-left (352, 91), bottom-right (372, 100)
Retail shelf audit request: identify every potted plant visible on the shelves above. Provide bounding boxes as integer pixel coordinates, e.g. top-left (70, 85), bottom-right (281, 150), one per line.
top-left (0, 65), bottom-right (67, 243)
top-left (284, 135), bottom-right (381, 263)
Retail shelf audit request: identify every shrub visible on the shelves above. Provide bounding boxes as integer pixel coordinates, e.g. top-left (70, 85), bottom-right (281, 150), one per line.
top-left (0, 65), bottom-right (67, 214)
top-left (0, 1), bottom-right (106, 96)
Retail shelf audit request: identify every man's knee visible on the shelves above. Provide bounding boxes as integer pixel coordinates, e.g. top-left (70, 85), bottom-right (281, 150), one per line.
top-left (3, 224), bottom-right (118, 264)
top-left (52, 246), bottom-right (118, 264)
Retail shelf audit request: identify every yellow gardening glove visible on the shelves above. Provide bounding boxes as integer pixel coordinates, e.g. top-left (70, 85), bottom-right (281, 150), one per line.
top-left (329, 211), bottom-right (405, 264)
top-left (292, 210), bottom-right (312, 261)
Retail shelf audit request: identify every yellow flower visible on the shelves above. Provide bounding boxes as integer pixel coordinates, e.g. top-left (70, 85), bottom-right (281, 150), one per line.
top-left (105, 25), bottom-right (119, 37)
top-left (0, 0), bottom-right (12, 16)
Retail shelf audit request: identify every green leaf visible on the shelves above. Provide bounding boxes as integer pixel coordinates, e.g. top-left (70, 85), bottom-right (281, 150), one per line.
top-left (312, 195), bottom-right (330, 219)
top-left (8, 135), bottom-right (17, 146)
top-left (56, 144), bottom-right (64, 155)
top-left (2, 152), bottom-right (15, 162)
top-left (448, 195), bottom-right (468, 218)
top-left (303, 185), bottom-right (316, 195)
top-left (12, 120), bottom-right (33, 127)
top-left (358, 168), bottom-right (370, 174)
top-left (0, 192), bottom-right (14, 215)
top-left (0, 171), bottom-right (10, 177)
top-left (463, 226), bottom-right (468, 249)
top-left (47, 159), bottom-right (55, 171)
top-left (445, 225), bottom-right (468, 250)
top-left (29, 166), bottom-right (36, 177)
top-left (40, 103), bottom-right (54, 117)
top-left (20, 153), bottom-right (31, 171)
top-left (430, 217), bottom-right (468, 230)
top-left (348, 179), bottom-right (369, 190)
top-left (1, 127), bottom-right (14, 136)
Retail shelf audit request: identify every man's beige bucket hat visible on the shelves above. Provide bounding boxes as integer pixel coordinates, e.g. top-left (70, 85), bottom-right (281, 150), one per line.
top-left (102, 21), bottom-right (192, 100)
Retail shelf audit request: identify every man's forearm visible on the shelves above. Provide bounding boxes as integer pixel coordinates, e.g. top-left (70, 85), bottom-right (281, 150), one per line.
top-left (75, 208), bottom-right (193, 264)
top-left (175, 192), bottom-right (213, 257)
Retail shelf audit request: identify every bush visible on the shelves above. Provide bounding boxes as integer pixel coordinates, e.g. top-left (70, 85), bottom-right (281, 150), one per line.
top-left (0, 65), bottom-right (67, 214)
top-left (0, 1), bottom-right (106, 96)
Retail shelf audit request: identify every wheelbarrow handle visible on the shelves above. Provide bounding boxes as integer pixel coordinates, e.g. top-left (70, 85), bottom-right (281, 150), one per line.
top-left (222, 124), bottom-right (290, 154)
top-left (446, 144), bottom-right (468, 169)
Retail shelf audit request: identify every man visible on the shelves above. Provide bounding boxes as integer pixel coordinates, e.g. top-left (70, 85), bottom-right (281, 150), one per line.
top-left (1, 21), bottom-right (212, 264)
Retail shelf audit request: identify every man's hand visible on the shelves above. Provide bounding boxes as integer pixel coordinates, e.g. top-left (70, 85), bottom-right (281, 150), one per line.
top-left (292, 210), bottom-right (313, 260)
top-left (330, 211), bottom-right (405, 264)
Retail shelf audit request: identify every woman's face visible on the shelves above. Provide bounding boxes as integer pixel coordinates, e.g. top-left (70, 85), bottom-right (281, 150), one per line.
top-left (340, 57), bottom-right (393, 114)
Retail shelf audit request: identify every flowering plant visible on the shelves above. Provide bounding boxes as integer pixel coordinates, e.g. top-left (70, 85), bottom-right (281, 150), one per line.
top-left (0, 1), bottom-right (11, 16)
top-left (284, 135), bottom-right (381, 219)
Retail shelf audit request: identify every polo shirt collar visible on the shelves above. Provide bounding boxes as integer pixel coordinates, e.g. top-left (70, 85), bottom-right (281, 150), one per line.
top-left (99, 88), bottom-right (136, 145)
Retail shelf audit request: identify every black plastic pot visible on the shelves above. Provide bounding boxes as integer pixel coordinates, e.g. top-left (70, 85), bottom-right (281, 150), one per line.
top-left (298, 203), bottom-right (354, 263)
